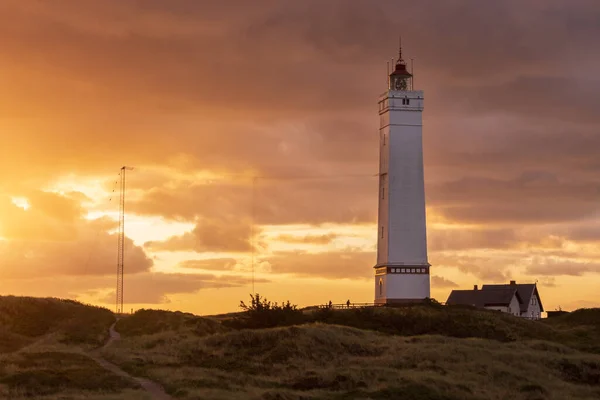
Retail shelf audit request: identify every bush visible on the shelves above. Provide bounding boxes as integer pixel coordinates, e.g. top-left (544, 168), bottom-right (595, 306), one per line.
top-left (223, 294), bottom-right (305, 329)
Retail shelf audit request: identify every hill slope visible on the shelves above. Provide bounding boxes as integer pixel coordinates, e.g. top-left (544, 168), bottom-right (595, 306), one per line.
top-left (1, 296), bottom-right (599, 399)
top-left (0, 296), bottom-right (114, 351)
top-left (0, 296), bottom-right (152, 399)
top-left (103, 306), bottom-right (600, 400)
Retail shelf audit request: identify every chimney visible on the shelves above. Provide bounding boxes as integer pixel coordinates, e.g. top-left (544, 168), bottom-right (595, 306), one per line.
top-left (510, 280), bottom-right (516, 285)
top-left (473, 285), bottom-right (478, 290)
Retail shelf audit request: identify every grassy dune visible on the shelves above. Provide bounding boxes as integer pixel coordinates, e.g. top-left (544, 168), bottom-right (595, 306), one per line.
top-left (115, 309), bottom-right (227, 337)
top-left (103, 322), bottom-right (600, 399)
top-left (0, 296), bottom-right (150, 399)
top-left (0, 296), bottom-right (114, 349)
top-left (102, 306), bottom-right (600, 400)
top-left (1, 296), bottom-right (599, 399)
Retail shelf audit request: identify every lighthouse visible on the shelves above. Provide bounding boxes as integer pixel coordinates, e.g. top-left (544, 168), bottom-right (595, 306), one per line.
top-left (374, 43), bottom-right (430, 304)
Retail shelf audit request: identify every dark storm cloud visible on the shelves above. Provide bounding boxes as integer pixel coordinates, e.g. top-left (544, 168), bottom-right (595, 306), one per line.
top-left (429, 173), bottom-right (600, 224)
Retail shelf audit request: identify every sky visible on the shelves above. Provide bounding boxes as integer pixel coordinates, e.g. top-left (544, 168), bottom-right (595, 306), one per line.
top-left (1, 0), bottom-right (599, 315)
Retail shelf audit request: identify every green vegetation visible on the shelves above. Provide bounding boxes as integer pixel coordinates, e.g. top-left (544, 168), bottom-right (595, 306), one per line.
top-left (224, 294), bottom-right (559, 343)
top-left (1, 294), bottom-right (600, 399)
top-left (104, 322), bottom-right (600, 399)
top-left (0, 296), bottom-right (114, 349)
top-left (115, 309), bottom-right (226, 337)
top-left (99, 295), bottom-right (600, 399)
top-left (0, 351), bottom-right (135, 397)
top-left (0, 296), bottom-right (151, 399)
top-left (223, 293), bottom-right (305, 329)
top-left (543, 308), bottom-right (600, 353)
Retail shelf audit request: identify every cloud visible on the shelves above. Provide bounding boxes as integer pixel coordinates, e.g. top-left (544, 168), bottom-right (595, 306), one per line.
top-left (431, 275), bottom-right (459, 289)
top-left (0, 271), bottom-right (265, 305)
top-left (0, 0), bottom-right (599, 310)
top-left (526, 257), bottom-right (600, 277)
top-left (131, 174), bottom-right (378, 226)
top-left (274, 233), bottom-right (339, 245)
top-left (428, 228), bottom-right (519, 251)
top-left (429, 173), bottom-right (600, 225)
top-left (178, 258), bottom-right (239, 271)
top-left (145, 217), bottom-right (254, 253)
top-left (263, 249), bottom-right (375, 279)
top-left (96, 272), bottom-right (262, 304)
top-left (0, 232), bottom-right (152, 279)
top-left (0, 0), bottom-right (595, 186)
top-left (0, 191), bottom-right (152, 278)
top-left (0, 192), bottom-right (86, 240)
top-left (431, 253), bottom-right (513, 282)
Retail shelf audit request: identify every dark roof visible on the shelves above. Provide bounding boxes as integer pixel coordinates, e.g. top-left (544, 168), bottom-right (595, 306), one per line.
top-left (446, 287), bottom-right (522, 308)
top-left (482, 284), bottom-right (544, 312)
top-left (390, 62), bottom-right (412, 78)
top-left (446, 290), bottom-right (480, 307)
top-left (480, 287), bottom-right (522, 307)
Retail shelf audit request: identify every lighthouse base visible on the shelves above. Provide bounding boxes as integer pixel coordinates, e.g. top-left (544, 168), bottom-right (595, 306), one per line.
top-left (375, 298), bottom-right (430, 306)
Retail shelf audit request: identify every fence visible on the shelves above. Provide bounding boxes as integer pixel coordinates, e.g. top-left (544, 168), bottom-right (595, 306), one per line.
top-left (317, 302), bottom-right (384, 310)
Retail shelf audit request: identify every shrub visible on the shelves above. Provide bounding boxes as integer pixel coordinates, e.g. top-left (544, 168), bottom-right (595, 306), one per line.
top-left (223, 294), bottom-right (306, 329)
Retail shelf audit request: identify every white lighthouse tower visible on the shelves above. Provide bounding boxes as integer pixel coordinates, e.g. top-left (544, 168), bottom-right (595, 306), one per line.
top-left (374, 43), bottom-right (430, 304)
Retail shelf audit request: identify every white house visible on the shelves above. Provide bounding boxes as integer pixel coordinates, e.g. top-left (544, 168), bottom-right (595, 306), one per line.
top-left (446, 281), bottom-right (544, 319)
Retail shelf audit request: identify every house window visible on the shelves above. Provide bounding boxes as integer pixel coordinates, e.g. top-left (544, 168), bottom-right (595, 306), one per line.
top-left (406, 98), bottom-right (410, 105)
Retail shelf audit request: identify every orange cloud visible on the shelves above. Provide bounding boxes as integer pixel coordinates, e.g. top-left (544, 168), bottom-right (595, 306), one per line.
top-left (178, 258), bottom-right (239, 271)
top-left (0, 1), bottom-right (599, 312)
top-left (263, 249), bottom-right (374, 279)
top-left (431, 276), bottom-right (459, 289)
top-left (145, 217), bottom-right (254, 253)
top-left (274, 233), bottom-right (338, 245)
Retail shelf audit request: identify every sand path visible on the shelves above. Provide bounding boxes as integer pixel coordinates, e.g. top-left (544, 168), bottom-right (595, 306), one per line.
top-left (88, 320), bottom-right (173, 400)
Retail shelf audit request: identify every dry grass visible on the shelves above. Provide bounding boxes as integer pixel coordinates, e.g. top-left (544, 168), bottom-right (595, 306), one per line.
top-left (115, 309), bottom-right (227, 337)
top-left (0, 297), bottom-right (147, 399)
top-left (103, 322), bottom-right (600, 399)
top-left (2, 296), bottom-right (600, 399)
top-left (0, 296), bottom-right (114, 350)
top-left (0, 346), bottom-right (145, 399)
top-left (0, 389), bottom-right (152, 400)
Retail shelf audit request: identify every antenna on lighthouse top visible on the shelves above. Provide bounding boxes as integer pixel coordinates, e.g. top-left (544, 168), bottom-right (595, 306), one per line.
top-left (398, 35), bottom-right (402, 60)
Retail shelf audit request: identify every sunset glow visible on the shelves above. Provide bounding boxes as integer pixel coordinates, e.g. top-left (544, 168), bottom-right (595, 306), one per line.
top-left (1, 1), bottom-right (599, 315)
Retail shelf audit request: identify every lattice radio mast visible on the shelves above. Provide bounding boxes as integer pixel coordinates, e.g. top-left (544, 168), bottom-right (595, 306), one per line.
top-left (116, 166), bottom-right (133, 314)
